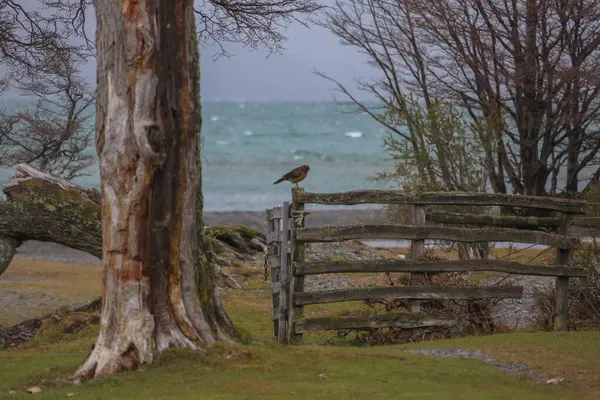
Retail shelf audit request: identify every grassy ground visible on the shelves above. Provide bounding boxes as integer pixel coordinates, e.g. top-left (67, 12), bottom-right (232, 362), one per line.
top-left (0, 258), bottom-right (102, 325)
top-left (1, 254), bottom-right (599, 399)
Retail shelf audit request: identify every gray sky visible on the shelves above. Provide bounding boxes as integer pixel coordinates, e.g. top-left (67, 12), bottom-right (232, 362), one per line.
top-left (75, 7), bottom-right (378, 102)
top-left (197, 23), bottom-right (378, 101)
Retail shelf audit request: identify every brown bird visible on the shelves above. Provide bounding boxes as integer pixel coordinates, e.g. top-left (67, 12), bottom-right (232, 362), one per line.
top-left (273, 165), bottom-right (310, 188)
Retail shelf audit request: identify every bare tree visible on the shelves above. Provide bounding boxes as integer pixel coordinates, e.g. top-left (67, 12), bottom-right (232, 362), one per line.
top-left (0, 0), bottom-right (323, 382)
top-left (69, 0), bottom-right (319, 381)
top-left (0, 50), bottom-right (95, 179)
top-left (316, 0), bottom-right (600, 199)
top-left (417, 0), bottom-right (600, 197)
top-left (312, 0), bottom-right (488, 192)
top-left (0, 0), bottom-right (95, 178)
top-left (0, 0), bottom-right (92, 76)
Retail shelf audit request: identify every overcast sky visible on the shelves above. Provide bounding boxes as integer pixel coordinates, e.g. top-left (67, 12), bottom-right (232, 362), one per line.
top-left (73, 5), bottom-right (378, 102)
top-left (197, 22), bottom-right (378, 101)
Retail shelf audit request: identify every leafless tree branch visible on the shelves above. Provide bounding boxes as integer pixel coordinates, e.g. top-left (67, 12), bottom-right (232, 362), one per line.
top-left (317, 0), bottom-right (600, 198)
top-left (195, 0), bottom-right (325, 59)
top-left (0, 49), bottom-right (95, 179)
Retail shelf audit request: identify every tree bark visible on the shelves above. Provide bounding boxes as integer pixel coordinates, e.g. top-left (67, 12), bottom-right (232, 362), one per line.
top-left (0, 236), bottom-right (18, 276)
top-left (70, 0), bottom-right (237, 381)
top-left (0, 165), bottom-right (237, 380)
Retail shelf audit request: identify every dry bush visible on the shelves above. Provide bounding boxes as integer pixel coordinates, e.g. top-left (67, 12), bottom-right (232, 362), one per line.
top-left (586, 181), bottom-right (600, 217)
top-left (531, 243), bottom-right (600, 330)
top-left (336, 249), bottom-right (510, 345)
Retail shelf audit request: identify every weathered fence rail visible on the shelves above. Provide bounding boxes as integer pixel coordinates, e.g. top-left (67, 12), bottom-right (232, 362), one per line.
top-left (426, 212), bottom-right (600, 236)
top-left (267, 189), bottom-right (589, 344)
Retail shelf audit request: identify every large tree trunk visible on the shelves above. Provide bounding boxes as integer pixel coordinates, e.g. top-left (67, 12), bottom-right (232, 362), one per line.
top-left (71, 0), bottom-right (237, 381)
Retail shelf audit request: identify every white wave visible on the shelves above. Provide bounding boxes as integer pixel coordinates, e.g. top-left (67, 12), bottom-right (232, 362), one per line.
top-left (345, 131), bottom-right (363, 138)
top-left (216, 140), bottom-right (231, 145)
top-left (239, 103), bottom-right (246, 109)
top-left (243, 130), bottom-right (253, 136)
top-left (210, 115), bottom-right (220, 122)
top-left (293, 155), bottom-right (304, 161)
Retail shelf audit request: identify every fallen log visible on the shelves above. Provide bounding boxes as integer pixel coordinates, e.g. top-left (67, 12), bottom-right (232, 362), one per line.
top-left (0, 299), bottom-right (102, 349)
top-left (0, 164), bottom-right (102, 263)
top-left (0, 164), bottom-right (265, 278)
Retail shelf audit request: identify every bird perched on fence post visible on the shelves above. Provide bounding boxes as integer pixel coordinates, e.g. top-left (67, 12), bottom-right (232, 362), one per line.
top-left (273, 165), bottom-right (310, 188)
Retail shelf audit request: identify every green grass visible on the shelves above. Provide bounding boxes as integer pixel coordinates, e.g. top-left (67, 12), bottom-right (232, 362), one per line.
top-left (2, 257), bottom-right (600, 399)
top-left (3, 330), bottom-right (596, 400)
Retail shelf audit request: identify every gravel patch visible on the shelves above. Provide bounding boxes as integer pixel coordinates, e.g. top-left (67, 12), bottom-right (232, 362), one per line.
top-left (402, 348), bottom-right (548, 381)
top-left (298, 241), bottom-right (556, 329)
top-left (302, 241), bottom-right (407, 291)
top-left (0, 290), bottom-right (62, 321)
top-left (15, 241), bottom-right (101, 265)
top-left (480, 275), bottom-right (554, 329)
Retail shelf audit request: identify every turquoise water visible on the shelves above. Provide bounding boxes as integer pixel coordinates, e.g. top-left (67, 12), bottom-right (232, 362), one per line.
top-left (0, 100), bottom-right (396, 211)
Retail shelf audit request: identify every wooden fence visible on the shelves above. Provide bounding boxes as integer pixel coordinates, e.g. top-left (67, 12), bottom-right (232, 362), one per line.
top-left (266, 189), bottom-right (590, 345)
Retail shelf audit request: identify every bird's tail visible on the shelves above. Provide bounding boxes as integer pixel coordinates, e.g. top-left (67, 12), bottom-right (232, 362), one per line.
top-left (273, 177), bottom-right (285, 185)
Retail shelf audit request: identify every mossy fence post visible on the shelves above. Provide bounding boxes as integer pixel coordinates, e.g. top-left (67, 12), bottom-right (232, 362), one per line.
top-left (554, 212), bottom-right (573, 331)
top-left (290, 187), bottom-right (306, 344)
top-left (266, 206), bottom-right (283, 339)
top-left (409, 204), bottom-right (426, 313)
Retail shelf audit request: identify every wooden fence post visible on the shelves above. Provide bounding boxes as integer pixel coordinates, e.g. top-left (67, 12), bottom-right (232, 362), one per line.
top-left (266, 207), bottom-right (282, 338)
top-left (409, 204), bottom-right (426, 313)
top-left (290, 188), bottom-right (306, 344)
top-left (277, 202), bottom-right (291, 344)
top-left (554, 213), bottom-right (573, 332)
top-left (410, 204), bottom-right (426, 260)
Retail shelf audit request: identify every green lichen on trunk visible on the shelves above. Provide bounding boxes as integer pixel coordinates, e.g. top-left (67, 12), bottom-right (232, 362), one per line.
top-left (0, 177), bottom-right (102, 259)
top-left (0, 236), bottom-right (17, 275)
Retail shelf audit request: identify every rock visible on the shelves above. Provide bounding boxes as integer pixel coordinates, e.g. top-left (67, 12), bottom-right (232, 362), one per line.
top-left (27, 386), bottom-right (42, 393)
top-left (546, 377), bottom-right (566, 385)
top-left (66, 393), bottom-right (75, 397)
top-left (318, 373), bottom-right (328, 378)
top-left (8, 389), bottom-right (16, 395)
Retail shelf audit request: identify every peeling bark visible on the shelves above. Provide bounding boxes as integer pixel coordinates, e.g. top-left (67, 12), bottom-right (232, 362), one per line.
top-left (70, 0), bottom-right (238, 381)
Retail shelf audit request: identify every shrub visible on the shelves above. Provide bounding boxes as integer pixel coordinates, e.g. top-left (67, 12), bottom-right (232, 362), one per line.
top-left (531, 243), bottom-right (600, 330)
top-left (336, 249), bottom-right (510, 345)
top-left (586, 180), bottom-right (600, 217)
